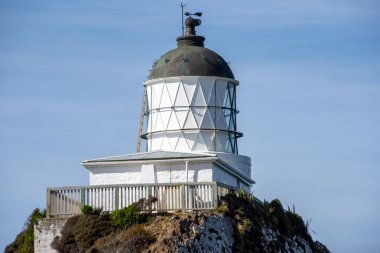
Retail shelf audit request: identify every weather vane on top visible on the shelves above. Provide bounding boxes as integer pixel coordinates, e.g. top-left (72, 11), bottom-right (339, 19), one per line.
top-left (184, 11), bottom-right (202, 17)
top-left (180, 3), bottom-right (202, 36)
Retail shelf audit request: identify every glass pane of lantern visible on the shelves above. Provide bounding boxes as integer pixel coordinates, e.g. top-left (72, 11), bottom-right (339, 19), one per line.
top-left (175, 82), bottom-right (190, 106)
top-left (165, 80), bottom-right (179, 104)
top-left (160, 83), bottom-right (172, 108)
top-left (191, 82), bottom-right (206, 106)
top-left (215, 80), bottom-right (227, 107)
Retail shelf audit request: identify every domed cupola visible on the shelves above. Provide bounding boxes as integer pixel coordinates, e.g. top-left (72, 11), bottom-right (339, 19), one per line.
top-left (142, 15), bottom-right (242, 154)
top-left (149, 16), bottom-right (234, 80)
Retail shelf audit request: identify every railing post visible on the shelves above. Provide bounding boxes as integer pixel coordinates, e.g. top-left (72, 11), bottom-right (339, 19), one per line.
top-left (148, 185), bottom-right (152, 212)
top-left (114, 187), bottom-right (119, 210)
top-left (148, 185), bottom-right (152, 198)
top-left (80, 188), bottom-right (85, 206)
top-left (213, 182), bottom-right (218, 209)
top-left (181, 184), bottom-right (186, 212)
top-left (46, 188), bottom-right (51, 217)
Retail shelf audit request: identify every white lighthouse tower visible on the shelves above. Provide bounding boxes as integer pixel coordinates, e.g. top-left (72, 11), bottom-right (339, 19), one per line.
top-left (144, 17), bottom-right (239, 155)
top-left (82, 15), bottom-right (254, 190)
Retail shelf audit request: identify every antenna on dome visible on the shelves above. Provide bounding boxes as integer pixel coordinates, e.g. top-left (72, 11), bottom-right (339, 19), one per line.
top-left (180, 3), bottom-right (187, 36)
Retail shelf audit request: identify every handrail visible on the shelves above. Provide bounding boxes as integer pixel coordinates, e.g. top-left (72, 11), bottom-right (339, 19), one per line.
top-left (46, 182), bottom-right (234, 217)
top-left (47, 182), bottom-right (220, 191)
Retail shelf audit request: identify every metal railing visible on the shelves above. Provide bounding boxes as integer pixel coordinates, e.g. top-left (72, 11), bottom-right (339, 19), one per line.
top-left (46, 182), bottom-right (235, 217)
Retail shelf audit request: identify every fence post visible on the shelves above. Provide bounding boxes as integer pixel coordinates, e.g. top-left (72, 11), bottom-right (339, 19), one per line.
top-left (114, 187), bottom-right (119, 210)
top-left (46, 188), bottom-right (51, 217)
top-left (148, 185), bottom-right (152, 198)
top-left (80, 188), bottom-right (85, 206)
top-left (213, 183), bottom-right (218, 209)
top-left (148, 185), bottom-right (152, 212)
top-left (181, 184), bottom-right (186, 212)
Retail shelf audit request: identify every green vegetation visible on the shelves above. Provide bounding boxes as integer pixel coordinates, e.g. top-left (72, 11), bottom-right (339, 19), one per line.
top-left (267, 199), bottom-right (291, 236)
top-left (215, 203), bottom-right (229, 214)
top-left (80, 205), bottom-right (93, 215)
top-left (80, 205), bottom-right (102, 215)
top-left (89, 224), bottom-right (156, 252)
top-left (110, 203), bottom-right (147, 229)
top-left (236, 188), bottom-right (255, 203)
top-left (5, 208), bottom-right (46, 253)
top-left (52, 197), bottom-right (156, 252)
top-left (219, 192), bottom-right (324, 253)
top-left (52, 212), bottom-right (114, 252)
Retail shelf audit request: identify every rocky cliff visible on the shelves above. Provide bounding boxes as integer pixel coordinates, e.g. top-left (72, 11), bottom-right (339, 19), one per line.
top-left (6, 193), bottom-right (330, 253)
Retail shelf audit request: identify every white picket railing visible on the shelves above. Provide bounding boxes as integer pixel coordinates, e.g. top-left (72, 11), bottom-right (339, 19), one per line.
top-left (46, 182), bottom-right (235, 217)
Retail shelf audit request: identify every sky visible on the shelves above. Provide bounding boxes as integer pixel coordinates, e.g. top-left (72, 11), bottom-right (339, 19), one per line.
top-left (0, 0), bottom-right (379, 252)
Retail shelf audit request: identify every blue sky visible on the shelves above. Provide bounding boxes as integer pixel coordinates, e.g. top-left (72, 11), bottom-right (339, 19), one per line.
top-left (0, 0), bottom-right (379, 252)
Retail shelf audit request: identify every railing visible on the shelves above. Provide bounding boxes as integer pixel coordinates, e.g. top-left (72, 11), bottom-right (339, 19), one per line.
top-left (46, 182), bottom-right (235, 217)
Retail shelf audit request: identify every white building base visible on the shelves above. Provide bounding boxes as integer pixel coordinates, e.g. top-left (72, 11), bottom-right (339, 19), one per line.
top-left (83, 151), bottom-right (254, 191)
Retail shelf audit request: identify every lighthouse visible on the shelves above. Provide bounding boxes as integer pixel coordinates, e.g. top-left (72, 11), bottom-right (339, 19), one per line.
top-left (82, 15), bottom-right (254, 190)
top-left (144, 16), bottom-right (239, 154)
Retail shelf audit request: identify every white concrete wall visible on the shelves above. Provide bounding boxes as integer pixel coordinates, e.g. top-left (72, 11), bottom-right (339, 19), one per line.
top-left (240, 181), bottom-right (250, 191)
top-left (34, 218), bottom-right (67, 253)
top-left (88, 161), bottom-right (215, 186)
top-left (212, 163), bottom-right (238, 188)
top-left (86, 159), bottom-right (250, 190)
top-left (154, 161), bottom-right (213, 183)
top-left (212, 164), bottom-right (251, 191)
top-left (89, 164), bottom-right (141, 185)
top-left (216, 153), bottom-right (251, 177)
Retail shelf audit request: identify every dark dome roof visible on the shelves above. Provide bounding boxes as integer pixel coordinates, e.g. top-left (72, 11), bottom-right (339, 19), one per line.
top-left (148, 45), bottom-right (234, 80)
top-left (148, 17), bottom-right (234, 80)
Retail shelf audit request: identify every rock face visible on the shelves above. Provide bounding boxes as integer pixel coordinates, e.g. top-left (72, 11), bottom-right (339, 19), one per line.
top-left (217, 194), bottom-right (330, 253)
top-left (147, 214), bottom-right (234, 253)
top-left (143, 213), bottom-right (330, 253)
top-left (34, 218), bottom-right (66, 253)
top-left (86, 211), bottom-right (329, 253)
top-left (260, 227), bottom-right (314, 253)
top-left (34, 194), bottom-right (331, 253)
